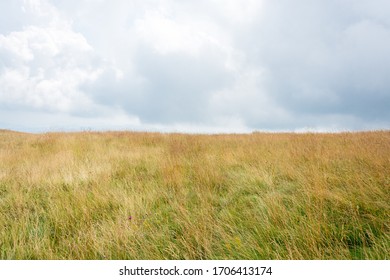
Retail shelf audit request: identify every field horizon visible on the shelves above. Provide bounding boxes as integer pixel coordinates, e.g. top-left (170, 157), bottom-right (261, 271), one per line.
top-left (0, 129), bottom-right (389, 259)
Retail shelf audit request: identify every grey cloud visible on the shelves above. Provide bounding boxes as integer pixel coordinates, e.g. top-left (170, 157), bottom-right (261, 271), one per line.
top-left (85, 45), bottom-right (235, 124)
top-left (237, 0), bottom-right (390, 128)
top-left (129, 46), bottom-right (234, 123)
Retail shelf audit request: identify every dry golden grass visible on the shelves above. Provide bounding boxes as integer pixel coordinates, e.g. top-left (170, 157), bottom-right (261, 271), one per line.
top-left (0, 130), bottom-right (389, 259)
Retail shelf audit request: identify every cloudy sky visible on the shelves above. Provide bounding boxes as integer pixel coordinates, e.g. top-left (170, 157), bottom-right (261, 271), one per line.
top-left (1, 0), bottom-right (389, 133)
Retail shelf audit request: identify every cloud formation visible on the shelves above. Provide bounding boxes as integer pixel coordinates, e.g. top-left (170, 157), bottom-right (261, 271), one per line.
top-left (1, 0), bottom-right (389, 132)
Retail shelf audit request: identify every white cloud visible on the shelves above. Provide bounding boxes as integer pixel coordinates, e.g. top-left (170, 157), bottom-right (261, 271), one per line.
top-left (0, 0), bottom-right (109, 115)
top-left (210, 0), bottom-right (263, 24)
top-left (0, 25), bottom-right (92, 61)
top-left (0, 25), bottom-right (101, 113)
top-left (135, 11), bottom-right (205, 56)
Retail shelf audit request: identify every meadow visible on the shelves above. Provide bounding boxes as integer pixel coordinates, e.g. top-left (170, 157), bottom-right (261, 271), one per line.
top-left (0, 130), bottom-right (389, 259)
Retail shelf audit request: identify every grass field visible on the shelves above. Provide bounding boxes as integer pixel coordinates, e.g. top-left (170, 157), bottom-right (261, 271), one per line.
top-left (0, 130), bottom-right (389, 259)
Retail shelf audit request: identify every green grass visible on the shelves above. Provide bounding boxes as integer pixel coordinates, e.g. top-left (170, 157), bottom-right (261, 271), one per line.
top-left (0, 130), bottom-right (389, 259)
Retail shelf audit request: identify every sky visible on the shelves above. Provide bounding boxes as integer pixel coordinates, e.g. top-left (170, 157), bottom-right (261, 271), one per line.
top-left (1, 0), bottom-right (390, 133)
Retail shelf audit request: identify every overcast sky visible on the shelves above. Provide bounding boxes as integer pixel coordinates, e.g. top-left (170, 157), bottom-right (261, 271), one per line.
top-left (1, 0), bottom-right (389, 133)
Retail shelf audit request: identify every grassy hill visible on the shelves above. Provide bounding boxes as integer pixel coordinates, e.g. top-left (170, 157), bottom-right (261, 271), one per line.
top-left (0, 130), bottom-right (389, 259)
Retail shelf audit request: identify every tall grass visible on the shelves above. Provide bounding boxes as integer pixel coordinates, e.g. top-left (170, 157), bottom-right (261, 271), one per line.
top-left (0, 130), bottom-right (389, 259)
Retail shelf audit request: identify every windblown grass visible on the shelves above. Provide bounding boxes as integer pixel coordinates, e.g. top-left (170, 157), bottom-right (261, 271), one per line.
top-left (0, 130), bottom-right (389, 259)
